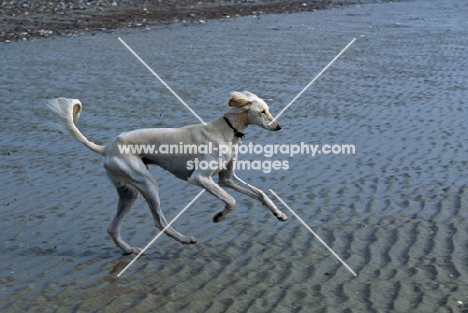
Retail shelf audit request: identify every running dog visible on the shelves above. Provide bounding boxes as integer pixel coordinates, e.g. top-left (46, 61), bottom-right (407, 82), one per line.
top-left (47, 91), bottom-right (287, 255)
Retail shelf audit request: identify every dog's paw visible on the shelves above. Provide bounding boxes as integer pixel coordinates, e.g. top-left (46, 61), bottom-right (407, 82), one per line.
top-left (122, 247), bottom-right (145, 256)
top-left (275, 212), bottom-right (288, 221)
top-left (213, 212), bottom-right (224, 223)
top-left (181, 236), bottom-right (198, 244)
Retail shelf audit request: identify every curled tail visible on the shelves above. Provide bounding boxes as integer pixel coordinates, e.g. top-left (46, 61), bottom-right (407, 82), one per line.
top-left (47, 98), bottom-right (105, 155)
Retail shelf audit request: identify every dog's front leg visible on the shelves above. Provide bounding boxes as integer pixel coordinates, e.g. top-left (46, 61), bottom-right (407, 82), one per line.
top-left (219, 169), bottom-right (288, 221)
top-left (188, 173), bottom-right (236, 223)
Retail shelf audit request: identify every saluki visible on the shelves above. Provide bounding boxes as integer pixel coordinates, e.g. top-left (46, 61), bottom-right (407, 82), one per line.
top-left (47, 91), bottom-right (287, 255)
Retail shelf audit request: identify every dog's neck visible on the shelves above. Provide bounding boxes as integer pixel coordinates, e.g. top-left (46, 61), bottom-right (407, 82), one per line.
top-left (223, 113), bottom-right (248, 140)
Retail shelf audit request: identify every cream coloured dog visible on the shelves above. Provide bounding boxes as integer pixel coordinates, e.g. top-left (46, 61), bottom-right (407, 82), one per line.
top-left (47, 91), bottom-right (288, 255)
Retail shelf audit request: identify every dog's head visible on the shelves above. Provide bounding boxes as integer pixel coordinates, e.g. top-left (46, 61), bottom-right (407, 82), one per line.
top-left (228, 91), bottom-right (281, 131)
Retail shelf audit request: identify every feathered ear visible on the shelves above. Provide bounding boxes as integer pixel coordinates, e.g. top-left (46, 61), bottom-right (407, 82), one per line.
top-left (228, 92), bottom-right (253, 108)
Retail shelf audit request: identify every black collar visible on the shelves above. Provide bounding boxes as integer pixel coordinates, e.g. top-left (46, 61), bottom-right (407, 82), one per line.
top-left (223, 116), bottom-right (245, 139)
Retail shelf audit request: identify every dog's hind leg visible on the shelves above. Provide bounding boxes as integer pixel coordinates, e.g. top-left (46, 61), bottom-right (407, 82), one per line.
top-left (108, 180), bottom-right (142, 255)
top-left (135, 175), bottom-right (198, 245)
top-left (105, 156), bottom-right (197, 247)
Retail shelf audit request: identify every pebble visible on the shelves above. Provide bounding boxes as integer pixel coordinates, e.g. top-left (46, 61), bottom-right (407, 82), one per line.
top-left (1, 0), bottom-right (138, 16)
top-left (0, 0), bottom-right (391, 42)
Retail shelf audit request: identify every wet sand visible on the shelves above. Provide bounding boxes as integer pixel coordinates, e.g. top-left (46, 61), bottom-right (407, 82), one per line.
top-left (1, 0), bottom-right (468, 311)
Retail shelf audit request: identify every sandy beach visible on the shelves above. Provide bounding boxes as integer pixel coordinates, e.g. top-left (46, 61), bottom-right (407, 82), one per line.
top-left (1, 0), bottom-right (468, 312)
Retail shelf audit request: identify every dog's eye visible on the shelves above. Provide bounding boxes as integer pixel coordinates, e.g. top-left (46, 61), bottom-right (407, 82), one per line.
top-left (261, 110), bottom-right (266, 114)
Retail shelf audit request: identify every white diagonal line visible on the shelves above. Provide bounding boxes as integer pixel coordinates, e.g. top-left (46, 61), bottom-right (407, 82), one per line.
top-left (269, 38), bottom-right (356, 125)
top-left (269, 189), bottom-right (357, 276)
top-left (117, 189), bottom-right (205, 277)
top-left (118, 37), bottom-right (207, 125)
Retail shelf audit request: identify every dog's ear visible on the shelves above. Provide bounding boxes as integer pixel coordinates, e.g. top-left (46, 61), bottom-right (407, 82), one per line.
top-left (228, 92), bottom-right (253, 108)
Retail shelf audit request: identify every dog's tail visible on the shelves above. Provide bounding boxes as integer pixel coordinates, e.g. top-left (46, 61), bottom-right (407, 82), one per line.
top-left (46, 98), bottom-right (106, 155)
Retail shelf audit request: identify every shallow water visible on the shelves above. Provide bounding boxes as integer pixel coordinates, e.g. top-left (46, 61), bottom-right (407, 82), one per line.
top-left (1, 0), bottom-right (468, 312)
